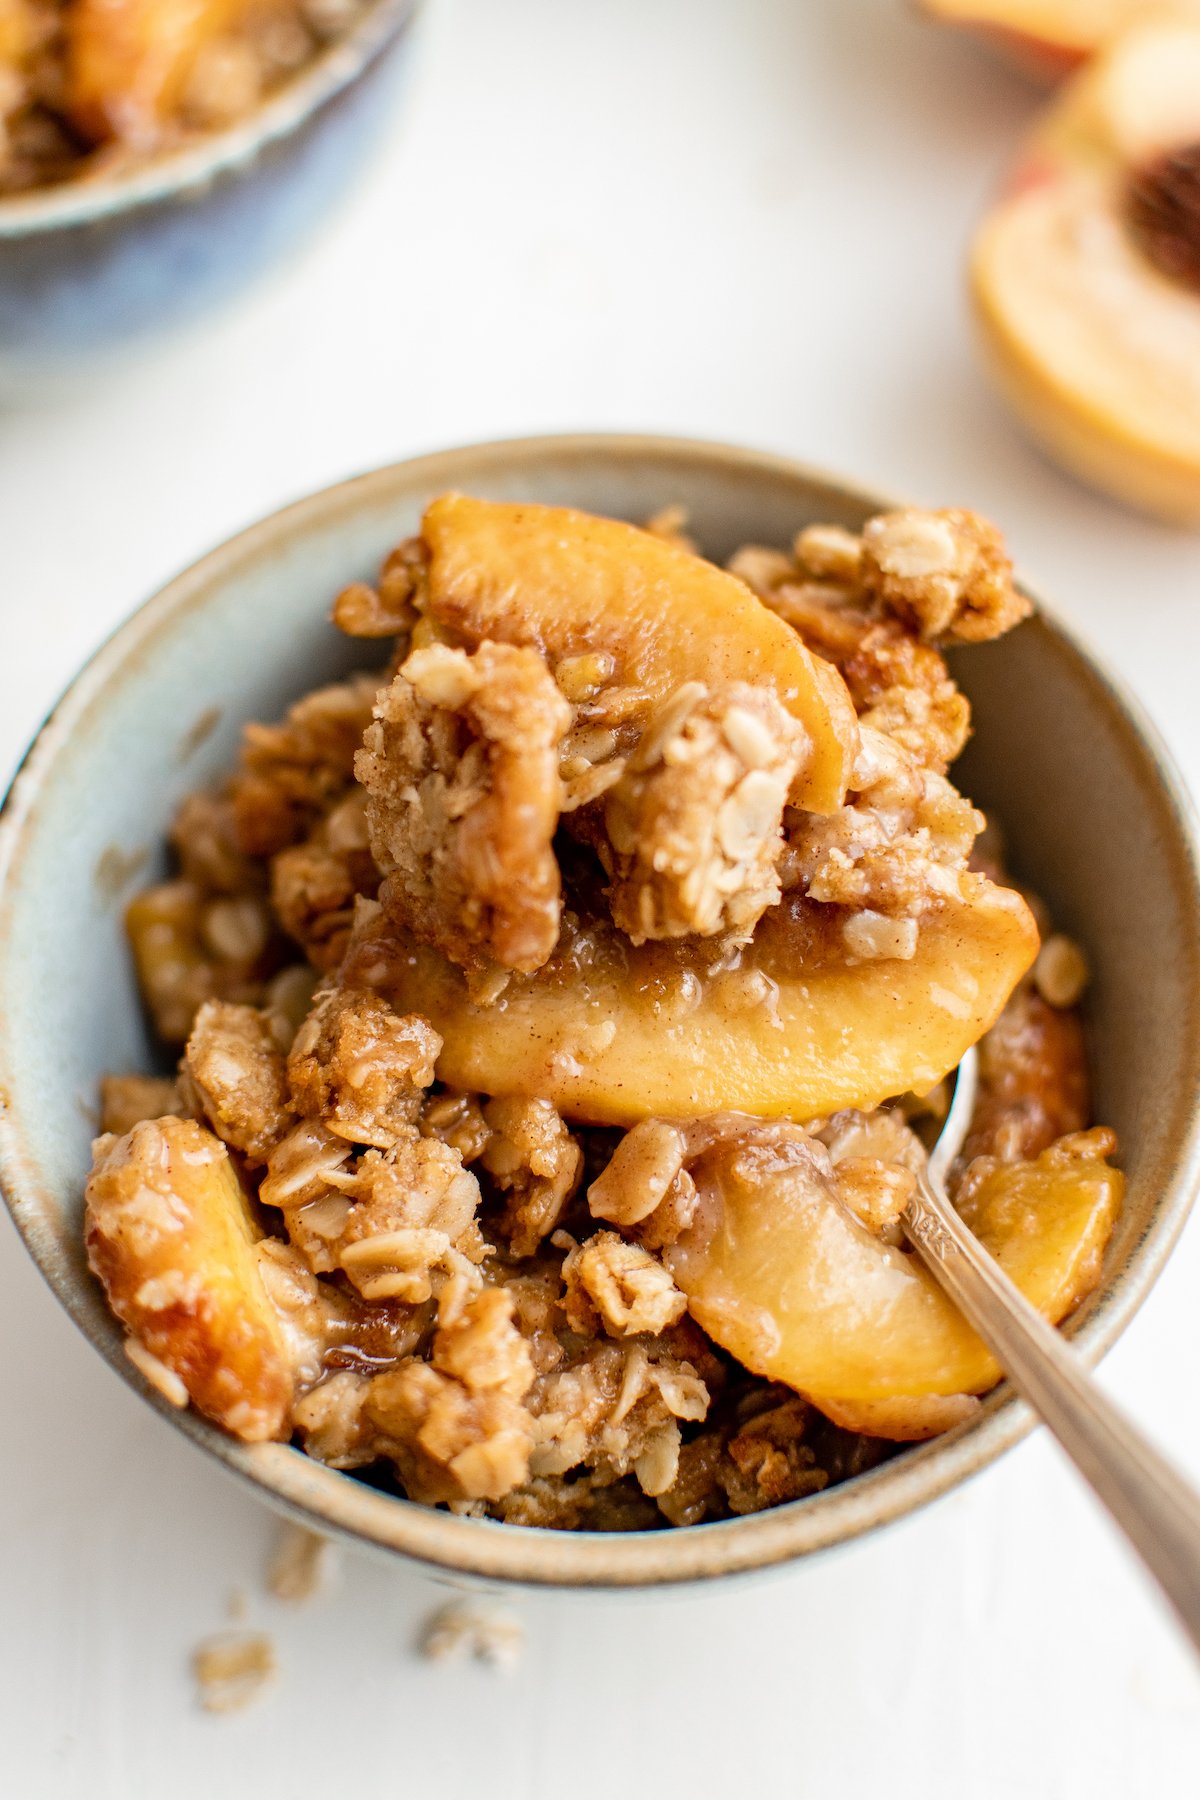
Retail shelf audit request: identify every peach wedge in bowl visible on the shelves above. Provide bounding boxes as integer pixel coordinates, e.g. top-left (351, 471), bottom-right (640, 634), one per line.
top-left (970, 17), bottom-right (1200, 522)
top-left (2, 437), bottom-right (1199, 1590)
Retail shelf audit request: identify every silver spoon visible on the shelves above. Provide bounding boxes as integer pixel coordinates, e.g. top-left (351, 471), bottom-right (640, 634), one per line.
top-left (906, 1046), bottom-right (1200, 1655)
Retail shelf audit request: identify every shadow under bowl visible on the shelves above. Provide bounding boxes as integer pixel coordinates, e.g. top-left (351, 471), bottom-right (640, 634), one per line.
top-left (0, 0), bottom-right (419, 382)
top-left (2, 433), bottom-right (1199, 1590)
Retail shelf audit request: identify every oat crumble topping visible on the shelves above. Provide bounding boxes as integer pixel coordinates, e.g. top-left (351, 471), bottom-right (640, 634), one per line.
top-left (85, 495), bottom-right (1119, 1532)
top-left (359, 641), bottom-right (571, 987)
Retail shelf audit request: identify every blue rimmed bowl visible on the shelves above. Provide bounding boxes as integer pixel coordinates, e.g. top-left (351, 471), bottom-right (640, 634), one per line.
top-left (2, 434), bottom-right (1199, 1591)
top-left (0, 0), bottom-right (419, 382)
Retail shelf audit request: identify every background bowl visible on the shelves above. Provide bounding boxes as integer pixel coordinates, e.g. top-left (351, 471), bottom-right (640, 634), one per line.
top-left (0, 0), bottom-right (419, 381)
top-left (2, 433), bottom-right (1199, 1590)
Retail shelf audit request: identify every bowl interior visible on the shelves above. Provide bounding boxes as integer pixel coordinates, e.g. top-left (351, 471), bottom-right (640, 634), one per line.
top-left (3, 435), bottom-right (1199, 1589)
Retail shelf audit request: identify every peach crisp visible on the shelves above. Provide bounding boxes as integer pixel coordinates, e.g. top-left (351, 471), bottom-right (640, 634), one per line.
top-left (0, 0), bottom-right (370, 194)
top-left (84, 495), bottom-right (1121, 1528)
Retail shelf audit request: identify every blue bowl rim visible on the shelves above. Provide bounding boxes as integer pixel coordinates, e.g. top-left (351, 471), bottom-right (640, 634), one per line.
top-left (0, 0), bottom-right (419, 239)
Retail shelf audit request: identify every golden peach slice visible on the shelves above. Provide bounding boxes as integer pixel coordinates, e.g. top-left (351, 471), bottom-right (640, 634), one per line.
top-left (421, 494), bottom-right (858, 815)
top-left (66, 0), bottom-right (250, 143)
top-left (664, 1134), bottom-right (1122, 1415)
top-left (970, 21), bottom-right (1200, 522)
top-left (0, 0), bottom-right (32, 71)
top-left (814, 1391), bottom-right (981, 1441)
top-left (85, 1116), bottom-right (293, 1440)
top-left (347, 876), bottom-right (1038, 1126)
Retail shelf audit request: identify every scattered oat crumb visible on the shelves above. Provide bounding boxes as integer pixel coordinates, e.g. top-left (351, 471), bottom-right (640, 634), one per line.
top-left (192, 1632), bottom-right (277, 1714)
top-left (419, 1601), bottom-right (524, 1672)
top-left (267, 1522), bottom-right (337, 1604)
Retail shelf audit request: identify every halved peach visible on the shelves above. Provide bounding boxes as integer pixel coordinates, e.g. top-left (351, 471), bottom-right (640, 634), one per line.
top-left (421, 494), bottom-right (858, 816)
top-left (66, 0), bottom-right (250, 143)
top-left (346, 876), bottom-right (1038, 1126)
top-left (970, 20), bottom-right (1200, 521)
top-left (922, 1), bottom-right (1200, 84)
top-left (664, 1134), bottom-right (1122, 1417)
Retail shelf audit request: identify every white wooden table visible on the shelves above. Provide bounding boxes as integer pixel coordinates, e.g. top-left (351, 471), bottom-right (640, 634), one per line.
top-left (3, 2), bottom-right (1199, 1792)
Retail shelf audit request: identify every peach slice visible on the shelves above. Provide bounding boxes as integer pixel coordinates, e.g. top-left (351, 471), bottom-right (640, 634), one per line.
top-left (421, 495), bottom-right (858, 816)
top-left (0, 0), bottom-right (32, 69)
top-left (664, 1134), bottom-right (1122, 1419)
top-left (85, 1116), bottom-right (293, 1439)
top-left (813, 1391), bottom-right (982, 1441)
top-left (66, 0), bottom-right (251, 143)
top-left (970, 21), bottom-right (1200, 521)
top-left (346, 875), bottom-right (1039, 1126)
top-left (922, 2), bottom-right (1200, 83)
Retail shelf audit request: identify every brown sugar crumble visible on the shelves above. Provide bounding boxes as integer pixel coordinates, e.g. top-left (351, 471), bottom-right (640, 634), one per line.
top-left (86, 495), bottom-right (1120, 1532)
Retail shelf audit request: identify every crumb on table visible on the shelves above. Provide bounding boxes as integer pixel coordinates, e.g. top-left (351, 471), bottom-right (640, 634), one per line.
top-left (192, 1632), bottom-right (278, 1715)
top-left (419, 1601), bottom-right (525, 1672)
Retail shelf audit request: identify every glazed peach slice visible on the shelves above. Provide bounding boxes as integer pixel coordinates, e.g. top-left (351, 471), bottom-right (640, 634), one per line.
top-left (66, 0), bottom-right (251, 143)
top-left (664, 1132), bottom-right (1122, 1427)
top-left (347, 875), bottom-right (1038, 1126)
top-left (922, 0), bottom-right (1200, 84)
top-left (85, 1116), bottom-right (293, 1439)
top-left (970, 20), bottom-right (1200, 521)
top-left (421, 494), bottom-right (858, 816)
top-left (0, 0), bottom-right (31, 69)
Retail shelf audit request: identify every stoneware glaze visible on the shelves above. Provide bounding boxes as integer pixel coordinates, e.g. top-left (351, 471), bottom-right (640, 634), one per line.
top-left (2, 435), bottom-right (1199, 1591)
top-left (0, 0), bottom-right (419, 381)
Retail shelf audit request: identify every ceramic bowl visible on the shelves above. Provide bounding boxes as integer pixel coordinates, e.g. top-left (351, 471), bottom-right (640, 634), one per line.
top-left (2, 434), bottom-right (1199, 1591)
top-left (0, 0), bottom-right (419, 382)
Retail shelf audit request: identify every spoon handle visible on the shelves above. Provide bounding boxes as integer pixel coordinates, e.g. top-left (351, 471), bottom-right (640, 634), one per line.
top-left (905, 1174), bottom-right (1200, 1656)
